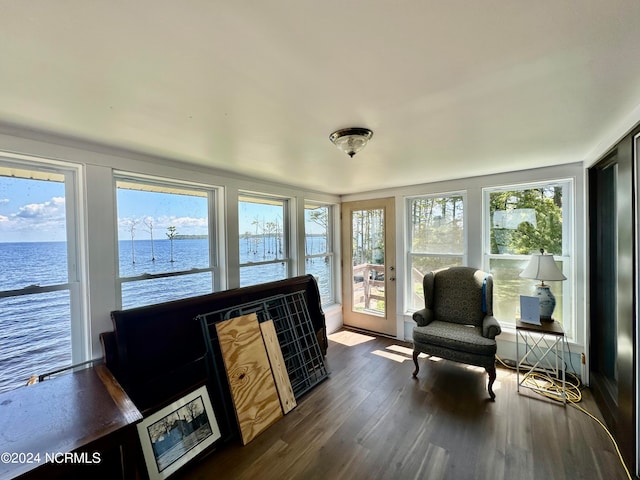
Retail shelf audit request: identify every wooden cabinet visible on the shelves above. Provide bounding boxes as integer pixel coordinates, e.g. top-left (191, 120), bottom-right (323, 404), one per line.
top-left (0, 365), bottom-right (142, 480)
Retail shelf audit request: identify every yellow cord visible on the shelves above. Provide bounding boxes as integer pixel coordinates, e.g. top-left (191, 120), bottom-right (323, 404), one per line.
top-left (496, 355), bottom-right (633, 480)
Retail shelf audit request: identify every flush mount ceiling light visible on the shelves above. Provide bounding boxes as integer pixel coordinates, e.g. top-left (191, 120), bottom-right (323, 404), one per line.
top-left (329, 127), bottom-right (373, 158)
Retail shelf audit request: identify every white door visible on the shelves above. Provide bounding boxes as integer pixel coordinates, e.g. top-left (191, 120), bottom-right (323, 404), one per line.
top-left (341, 198), bottom-right (396, 336)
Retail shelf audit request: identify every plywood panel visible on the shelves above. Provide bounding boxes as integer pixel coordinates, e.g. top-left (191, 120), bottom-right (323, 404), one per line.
top-left (260, 320), bottom-right (296, 414)
top-left (216, 313), bottom-right (282, 445)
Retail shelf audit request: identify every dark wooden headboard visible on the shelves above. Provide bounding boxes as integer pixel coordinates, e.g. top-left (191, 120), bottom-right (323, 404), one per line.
top-left (100, 275), bottom-right (327, 419)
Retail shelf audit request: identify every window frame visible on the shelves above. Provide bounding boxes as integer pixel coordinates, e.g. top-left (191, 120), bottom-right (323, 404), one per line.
top-left (0, 155), bottom-right (87, 390)
top-left (482, 179), bottom-right (574, 337)
top-left (405, 191), bottom-right (467, 312)
top-left (114, 173), bottom-right (220, 309)
top-left (238, 192), bottom-right (291, 287)
top-left (304, 201), bottom-right (336, 305)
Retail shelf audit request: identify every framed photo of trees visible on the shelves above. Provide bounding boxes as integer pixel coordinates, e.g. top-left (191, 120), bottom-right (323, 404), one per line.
top-left (137, 385), bottom-right (221, 480)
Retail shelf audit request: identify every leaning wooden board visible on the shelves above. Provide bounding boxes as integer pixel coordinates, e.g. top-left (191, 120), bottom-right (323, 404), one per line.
top-left (216, 313), bottom-right (283, 445)
top-left (260, 320), bottom-right (296, 414)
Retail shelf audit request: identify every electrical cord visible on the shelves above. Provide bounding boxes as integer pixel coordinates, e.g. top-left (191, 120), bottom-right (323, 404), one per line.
top-left (496, 354), bottom-right (633, 480)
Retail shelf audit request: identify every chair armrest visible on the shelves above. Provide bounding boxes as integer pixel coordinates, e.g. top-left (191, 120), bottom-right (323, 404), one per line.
top-left (482, 315), bottom-right (501, 339)
top-left (412, 308), bottom-right (434, 327)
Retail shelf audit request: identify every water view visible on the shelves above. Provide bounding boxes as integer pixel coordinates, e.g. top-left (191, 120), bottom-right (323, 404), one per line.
top-left (0, 237), bottom-right (331, 393)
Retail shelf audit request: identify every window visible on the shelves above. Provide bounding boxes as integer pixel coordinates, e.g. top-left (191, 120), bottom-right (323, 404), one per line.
top-left (238, 194), bottom-right (289, 287)
top-left (407, 194), bottom-right (465, 310)
top-left (0, 160), bottom-right (84, 393)
top-left (484, 180), bottom-right (573, 333)
top-left (116, 177), bottom-right (217, 309)
top-left (305, 203), bottom-right (335, 305)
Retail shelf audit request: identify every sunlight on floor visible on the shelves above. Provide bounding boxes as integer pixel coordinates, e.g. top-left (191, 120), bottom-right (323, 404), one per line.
top-left (371, 349), bottom-right (409, 362)
top-left (328, 330), bottom-right (376, 346)
top-left (385, 344), bottom-right (414, 356)
top-left (371, 345), bottom-right (428, 363)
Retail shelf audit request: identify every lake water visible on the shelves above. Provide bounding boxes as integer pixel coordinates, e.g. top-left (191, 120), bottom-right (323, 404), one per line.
top-left (0, 238), bottom-right (331, 393)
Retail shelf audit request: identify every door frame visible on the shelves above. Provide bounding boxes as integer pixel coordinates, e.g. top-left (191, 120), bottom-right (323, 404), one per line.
top-left (341, 197), bottom-right (397, 337)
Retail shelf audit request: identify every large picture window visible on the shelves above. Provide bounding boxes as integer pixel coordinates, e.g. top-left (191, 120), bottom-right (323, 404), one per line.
top-left (0, 160), bottom-right (83, 393)
top-left (305, 203), bottom-right (335, 305)
top-left (407, 194), bottom-right (465, 310)
top-left (484, 180), bottom-right (573, 333)
top-left (116, 177), bottom-right (217, 309)
top-left (238, 194), bottom-right (289, 287)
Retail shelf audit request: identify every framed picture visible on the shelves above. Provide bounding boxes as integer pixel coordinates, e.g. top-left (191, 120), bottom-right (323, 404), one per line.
top-left (137, 385), bottom-right (221, 480)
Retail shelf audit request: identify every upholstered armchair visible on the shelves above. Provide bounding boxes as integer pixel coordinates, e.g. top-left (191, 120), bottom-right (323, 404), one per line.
top-left (412, 266), bottom-right (502, 400)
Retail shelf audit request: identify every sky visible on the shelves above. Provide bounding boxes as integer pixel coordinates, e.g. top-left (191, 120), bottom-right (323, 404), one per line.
top-left (0, 175), bottom-right (323, 242)
top-left (116, 188), bottom-right (209, 240)
top-left (0, 176), bottom-right (67, 242)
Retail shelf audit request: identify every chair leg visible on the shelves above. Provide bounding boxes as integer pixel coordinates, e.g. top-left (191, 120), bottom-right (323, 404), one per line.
top-left (486, 367), bottom-right (496, 400)
top-left (412, 349), bottom-right (420, 377)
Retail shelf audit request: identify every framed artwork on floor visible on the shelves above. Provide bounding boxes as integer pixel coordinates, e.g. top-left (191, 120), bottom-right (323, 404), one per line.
top-left (137, 385), bottom-right (221, 480)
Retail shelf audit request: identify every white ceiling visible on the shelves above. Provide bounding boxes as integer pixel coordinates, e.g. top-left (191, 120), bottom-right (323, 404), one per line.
top-left (1, 1), bottom-right (640, 195)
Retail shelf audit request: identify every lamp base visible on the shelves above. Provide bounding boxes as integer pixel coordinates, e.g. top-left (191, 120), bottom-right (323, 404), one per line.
top-left (535, 284), bottom-right (557, 322)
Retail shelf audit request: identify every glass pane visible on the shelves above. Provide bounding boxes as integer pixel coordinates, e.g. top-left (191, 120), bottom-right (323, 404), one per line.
top-left (489, 187), bottom-right (563, 255)
top-left (239, 196), bottom-right (287, 264)
top-left (0, 176), bottom-right (68, 286)
top-left (409, 255), bottom-right (463, 310)
top-left (306, 256), bottom-right (333, 304)
top-left (0, 171), bottom-right (72, 393)
top-left (0, 242), bottom-right (68, 290)
top-left (409, 196), bottom-right (464, 254)
top-left (489, 257), bottom-right (565, 326)
top-left (240, 263), bottom-right (287, 288)
top-left (352, 208), bottom-right (385, 317)
top-left (0, 291), bottom-right (72, 393)
top-left (117, 182), bottom-right (210, 276)
top-left (122, 272), bottom-right (213, 309)
top-left (305, 205), bottom-right (329, 255)
top-left (305, 204), bottom-right (333, 304)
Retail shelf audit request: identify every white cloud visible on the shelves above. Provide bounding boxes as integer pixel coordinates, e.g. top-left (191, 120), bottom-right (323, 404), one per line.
top-left (164, 216), bottom-right (208, 228)
top-left (15, 196), bottom-right (65, 219)
top-left (0, 196), bottom-right (67, 242)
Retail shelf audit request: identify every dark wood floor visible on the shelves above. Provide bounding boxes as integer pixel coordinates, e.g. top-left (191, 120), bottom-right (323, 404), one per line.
top-left (179, 330), bottom-right (630, 480)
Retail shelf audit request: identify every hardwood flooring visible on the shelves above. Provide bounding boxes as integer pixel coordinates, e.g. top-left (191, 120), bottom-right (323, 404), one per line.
top-left (179, 330), bottom-right (630, 480)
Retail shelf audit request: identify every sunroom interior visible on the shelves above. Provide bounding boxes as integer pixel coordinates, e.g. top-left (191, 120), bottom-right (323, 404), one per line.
top-left (1, 2), bottom-right (640, 479)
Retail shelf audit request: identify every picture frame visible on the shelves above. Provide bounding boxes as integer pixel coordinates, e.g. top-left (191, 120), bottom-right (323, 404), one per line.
top-left (137, 385), bottom-right (221, 480)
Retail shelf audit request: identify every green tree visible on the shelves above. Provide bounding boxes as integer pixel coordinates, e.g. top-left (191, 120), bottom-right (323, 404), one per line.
top-left (166, 225), bottom-right (178, 262)
top-left (490, 187), bottom-right (562, 255)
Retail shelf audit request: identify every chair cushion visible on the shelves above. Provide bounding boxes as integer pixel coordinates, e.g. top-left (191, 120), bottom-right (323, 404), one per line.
top-left (413, 321), bottom-right (497, 356)
top-left (432, 269), bottom-right (485, 326)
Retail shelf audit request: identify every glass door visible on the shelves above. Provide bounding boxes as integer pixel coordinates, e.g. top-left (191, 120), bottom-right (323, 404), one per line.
top-left (341, 198), bottom-right (396, 336)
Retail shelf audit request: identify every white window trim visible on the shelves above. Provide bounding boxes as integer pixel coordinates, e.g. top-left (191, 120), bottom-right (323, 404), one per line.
top-left (405, 191), bottom-right (468, 312)
top-left (482, 178), bottom-right (575, 339)
top-left (238, 192), bottom-right (291, 286)
top-left (304, 201), bottom-right (336, 305)
top-left (0, 154), bottom-right (89, 368)
top-left (114, 172), bottom-right (221, 309)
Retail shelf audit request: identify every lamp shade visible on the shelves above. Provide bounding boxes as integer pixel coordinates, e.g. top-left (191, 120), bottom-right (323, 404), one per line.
top-left (520, 253), bottom-right (566, 282)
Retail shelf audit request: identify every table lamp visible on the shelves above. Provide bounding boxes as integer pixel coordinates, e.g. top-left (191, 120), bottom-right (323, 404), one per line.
top-left (519, 248), bottom-right (566, 322)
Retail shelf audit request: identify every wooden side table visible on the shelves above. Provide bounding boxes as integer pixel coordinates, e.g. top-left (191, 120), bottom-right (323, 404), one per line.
top-left (0, 364), bottom-right (142, 479)
top-left (515, 320), bottom-right (567, 404)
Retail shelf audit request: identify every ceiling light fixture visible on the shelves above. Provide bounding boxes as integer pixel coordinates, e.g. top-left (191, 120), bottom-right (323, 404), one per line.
top-left (329, 127), bottom-right (373, 158)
